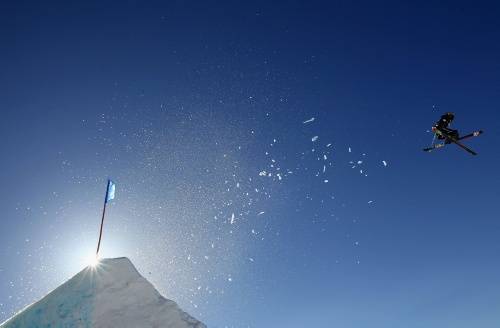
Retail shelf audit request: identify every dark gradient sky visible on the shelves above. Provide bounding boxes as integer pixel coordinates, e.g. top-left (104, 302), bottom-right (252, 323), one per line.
top-left (1, 1), bottom-right (500, 327)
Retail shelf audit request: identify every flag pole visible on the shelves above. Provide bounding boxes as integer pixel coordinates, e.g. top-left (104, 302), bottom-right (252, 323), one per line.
top-left (96, 201), bottom-right (107, 256)
top-left (96, 180), bottom-right (110, 256)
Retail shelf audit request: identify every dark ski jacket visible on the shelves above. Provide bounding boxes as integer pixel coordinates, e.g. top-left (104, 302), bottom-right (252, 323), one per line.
top-left (434, 113), bottom-right (454, 130)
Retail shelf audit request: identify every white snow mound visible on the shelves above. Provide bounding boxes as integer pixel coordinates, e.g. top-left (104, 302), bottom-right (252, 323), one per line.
top-left (1, 257), bottom-right (206, 328)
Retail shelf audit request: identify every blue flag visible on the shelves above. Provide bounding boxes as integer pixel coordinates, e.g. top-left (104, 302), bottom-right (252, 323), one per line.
top-left (105, 180), bottom-right (116, 203)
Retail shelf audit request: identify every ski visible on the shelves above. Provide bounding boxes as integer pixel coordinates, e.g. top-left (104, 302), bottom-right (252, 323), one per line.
top-left (458, 130), bottom-right (483, 141)
top-left (423, 143), bottom-right (445, 152)
top-left (423, 130), bottom-right (483, 153)
top-left (433, 127), bottom-right (478, 155)
top-left (448, 137), bottom-right (477, 155)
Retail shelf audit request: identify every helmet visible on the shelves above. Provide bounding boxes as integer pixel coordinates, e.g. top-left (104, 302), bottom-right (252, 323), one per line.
top-left (442, 112), bottom-right (454, 121)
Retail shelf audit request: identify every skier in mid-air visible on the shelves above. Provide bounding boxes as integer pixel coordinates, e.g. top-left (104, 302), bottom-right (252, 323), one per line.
top-left (423, 112), bottom-right (483, 155)
top-left (433, 112), bottom-right (459, 143)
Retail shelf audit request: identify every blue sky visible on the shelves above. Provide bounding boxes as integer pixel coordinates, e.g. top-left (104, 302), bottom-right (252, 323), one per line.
top-left (1, 1), bottom-right (500, 327)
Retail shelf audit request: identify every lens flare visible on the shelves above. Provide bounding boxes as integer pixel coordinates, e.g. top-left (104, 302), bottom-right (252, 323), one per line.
top-left (85, 254), bottom-right (100, 268)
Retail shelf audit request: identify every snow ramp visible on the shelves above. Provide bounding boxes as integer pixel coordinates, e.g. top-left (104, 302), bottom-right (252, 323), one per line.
top-left (1, 257), bottom-right (206, 328)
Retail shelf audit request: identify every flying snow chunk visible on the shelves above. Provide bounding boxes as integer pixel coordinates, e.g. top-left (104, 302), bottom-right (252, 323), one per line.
top-left (311, 136), bottom-right (319, 142)
top-left (348, 147), bottom-right (352, 153)
top-left (303, 117), bottom-right (315, 124)
top-left (230, 213), bottom-right (235, 224)
top-left (382, 160), bottom-right (388, 167)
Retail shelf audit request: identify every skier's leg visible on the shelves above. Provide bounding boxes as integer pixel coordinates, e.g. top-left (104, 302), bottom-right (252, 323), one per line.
top-left (440, 127), bottom-right (457, 143)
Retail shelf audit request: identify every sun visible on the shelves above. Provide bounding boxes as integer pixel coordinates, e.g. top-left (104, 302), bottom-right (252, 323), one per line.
top-left (85, 254), bottom-right (100, 268)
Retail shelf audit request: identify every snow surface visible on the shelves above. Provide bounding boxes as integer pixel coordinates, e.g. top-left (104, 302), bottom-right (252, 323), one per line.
top-left (1, 257), bottom-right (205, 328)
